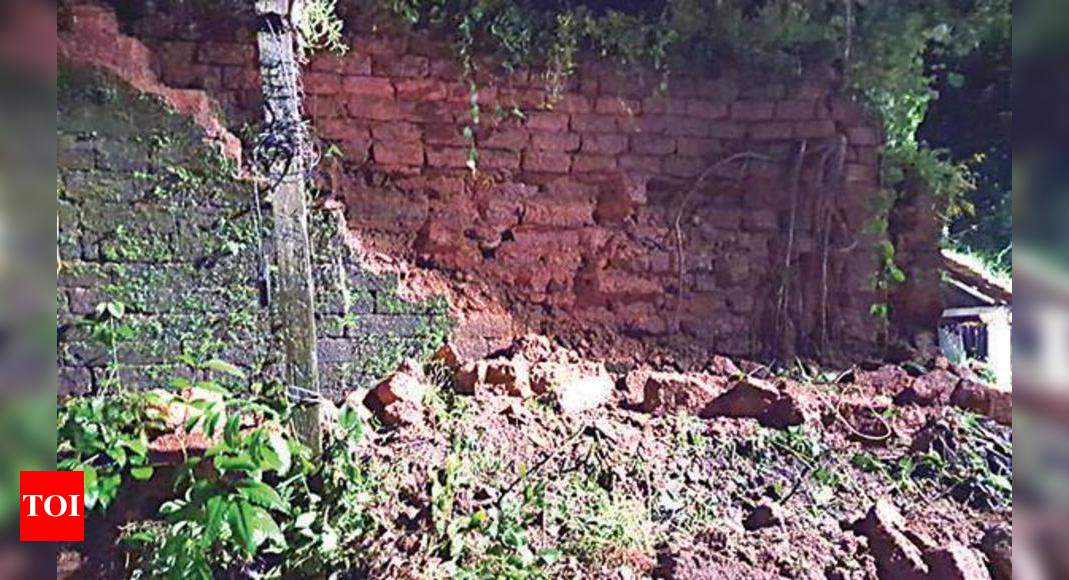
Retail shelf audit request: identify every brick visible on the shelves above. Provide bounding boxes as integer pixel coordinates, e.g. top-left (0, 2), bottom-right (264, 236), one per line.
top-left (794, 79), bottom-right (829, 99)
top-left (775, 100), bottom-right (816, 120)
top-left (847, 127), bottom-right (881, 146)
top-left (704, 209), bottom-right (741, 230)
top-left (304, 95), bottom-right (342, 119)
top-left (598, 71), bottom-right (652, 97)
top-left (701, 78), bottom-right (741, 102)
top-left (344, 53), bottom-right (374, 75)
top-left (749, 122), bottom-right (795, 140)
top-left (571, 114), bottom-right (617, 133)
top-left (686, 100), bottom-right (728, 119)
top-left (340, 140), bottom-right (372, 164)
top-left (479, 149), bottom-right (521, 170)
top-left (373, 54), bottom-right (429, 78)
top-left (676, 137), bottom-right (719, 157)
top-left (162, 64), bottom-right (222, 91)
top-left (347, 97), bottom-right (406, 121)
top-left (831, 99), bottom-right (867, 123)
top-left (430, 58), bottom-right (463, 79)
top-left (530, 131), bottom-right (579, 152)
top-left (360, 35), bottom-right (409, 56)
top-left (573, 154), bottom-right (617, 172)
top-left (221, 66), bottom-right (259, 90)
top-left (316, 118), bottom-right (371, 142)
top-left (794, 120), bottom-right (837, 139)
top-left (619, 155), bottom-right (662, 174)
top-left (371, 121), bottom-right (421, 142)
top-left (595, 97), bottom-right (640, 114)
top-left (424, 124), bottom-right (467, 146)
top-left (525, 199), bottom-right (593, 227)
top-left (526, 112), bottom-right (569, 132)
top-left (632, 135), bottom-right (676, 155)
top-left (197, 42), bottom-right (254, 66)
top-left (742, 210), bottom-right (779, 231)
top-left (621, 115), bottom-right (669, 134)
top-left (853, 146), bottom-right (879, 165)
top-left (155, 41), bottom-right (196, 71)
top-left (342, 76), bottom-right (395, 98)
top-left (642, 97), bottom-right (688, 115)
top-left (845, 163), bottom-right (878, 184)
top-left (412, 101), bottom-right (454, 125)
top-left (581, 134), bottom-right (628, 156)
top-left (396, 78), bottom-right (447, 101)
top-left (664, 156), bottom-right (704, 178)
top-left (550, 94), bottom-right (591, 113)
top-left (707, 122), bottom-right (746, 139)
top-left (665, 116), bottom-right (708, 137)
top-left (308, 52), bottom-right (370, 75)
top-left (482, 128), bottom-right (530, 152)
top-left (427, 147), bottom-right (471, 169)
top-left (522, 151), bottom-right (572, 173)
top-left (498, 88), bottom-right (546, 109)
top-left (373, 141), bottom-right (424, 166)
top-left (730, 101), bottom-right (775, 121)
top-left (304, 72), bottom-right (341, 95)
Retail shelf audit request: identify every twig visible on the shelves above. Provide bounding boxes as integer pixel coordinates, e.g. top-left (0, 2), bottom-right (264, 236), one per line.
top-left (672, 152), bottom-right (771, 329)
top-left (834, 383), bottom-right (893, 443)
top-left (496, 423), bottom-right (586, 507)
top-left (773, 141), bottom-right (808, 349)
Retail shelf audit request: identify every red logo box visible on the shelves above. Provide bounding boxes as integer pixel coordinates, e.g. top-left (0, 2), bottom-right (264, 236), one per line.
top-left (19, 471), bottom-right (84, 542)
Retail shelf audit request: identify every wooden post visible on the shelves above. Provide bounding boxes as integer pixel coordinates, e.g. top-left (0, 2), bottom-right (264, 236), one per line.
top-left (254, 0), bottom-right (321, 451)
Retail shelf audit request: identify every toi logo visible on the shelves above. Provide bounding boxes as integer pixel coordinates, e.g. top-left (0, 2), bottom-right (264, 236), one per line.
top-left (19, 471), bottom-right (84, 542)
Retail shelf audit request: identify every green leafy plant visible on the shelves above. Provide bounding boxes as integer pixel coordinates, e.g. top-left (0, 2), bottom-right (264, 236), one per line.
top-left (58, 391), bottom-right (163, 511)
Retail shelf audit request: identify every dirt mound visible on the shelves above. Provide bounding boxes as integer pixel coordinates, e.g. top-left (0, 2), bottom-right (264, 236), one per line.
top-left (336, 338), bottom-right (1011, 578)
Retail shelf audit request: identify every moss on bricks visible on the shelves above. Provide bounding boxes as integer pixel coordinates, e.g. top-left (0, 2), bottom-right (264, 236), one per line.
top-left (57, 67), bottom-right (453, 398)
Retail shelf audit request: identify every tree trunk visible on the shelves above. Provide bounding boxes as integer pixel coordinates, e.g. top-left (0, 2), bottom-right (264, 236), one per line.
top-left (254, 0), bottom-right (321, 451)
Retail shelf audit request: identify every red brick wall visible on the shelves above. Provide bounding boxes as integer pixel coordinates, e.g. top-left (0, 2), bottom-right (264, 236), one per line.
top-left (112, 5), bottom-right (902, 364)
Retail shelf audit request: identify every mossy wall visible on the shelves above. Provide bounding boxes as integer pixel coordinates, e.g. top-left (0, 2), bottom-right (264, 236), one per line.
top-left (57, 67), bottom-right (451, 399)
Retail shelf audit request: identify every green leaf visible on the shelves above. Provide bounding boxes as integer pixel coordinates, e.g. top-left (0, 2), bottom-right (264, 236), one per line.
top-left (83, 466), bottom-right (99, 510)
top-left (129, 466), bottom-right (154, 480)
top-left (947, 71), bottom-right (965, 88)
top-left (204, 495), bottom-right (230, 544)
top-left (263, 432), bottom-right (292, 475)
top-left (228, 501), bottom-right (285, 556)
top-left (106, 445), bottom-right (128, 467)
top-left (338, 407), bottom-right (364, 439)
top-left (294, 511), bottom-right (317, 529)
top-left (105, 301), bottom-right (125, 319)
top-left (214, 453), bottom-right (258, 472)
top-left (203, 359), bottom-right (246, 378)
top-left (236, 480), bottom-right (288, 513)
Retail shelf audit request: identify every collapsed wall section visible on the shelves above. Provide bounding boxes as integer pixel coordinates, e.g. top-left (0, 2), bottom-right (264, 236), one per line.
top-left (82, 1), bottom-right (943, 368)
top-left (57, 58), bottom-right (450, 398)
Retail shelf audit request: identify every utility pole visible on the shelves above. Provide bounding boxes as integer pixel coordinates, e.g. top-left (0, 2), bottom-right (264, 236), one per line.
top-left (254, 0), bottom-right (321, 451)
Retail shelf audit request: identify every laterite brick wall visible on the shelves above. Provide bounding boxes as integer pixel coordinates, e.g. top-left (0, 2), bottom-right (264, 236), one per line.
top-left (77, 1), bottom-right (943, 365)
top-left (57, 60), bottom-right (449, 399)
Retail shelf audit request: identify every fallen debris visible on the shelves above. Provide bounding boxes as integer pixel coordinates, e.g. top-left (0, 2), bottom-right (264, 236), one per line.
top-left (978, 525), bottom-right (1011, 580)
top-left (924, 543), bottom-right (992, 580)
top-left (894, 369), bottom-right (958, 407)
top-left (705, 377), bottom-right (806, 428)
top-left (850, 500), bottom-right (929, 580)
top-left (743, 501), bottom-right (784, 531)
top-left (364, 358), bottom-right (430, 427)
top-left (531, 360), bottom-right (614, 413)
top-left (639, 370), bottom-right (724, 416)
top-left (950, 379), bottom-right (1012, 425)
